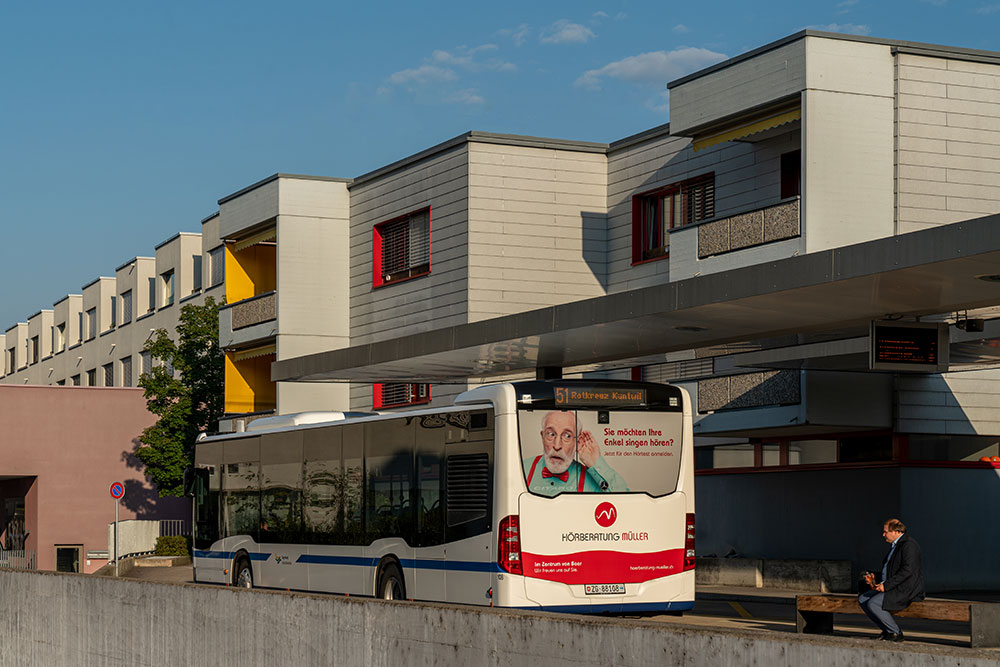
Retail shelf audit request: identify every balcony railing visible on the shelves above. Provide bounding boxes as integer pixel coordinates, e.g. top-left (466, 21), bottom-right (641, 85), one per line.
top-left (226, 291), bottom-right (276, 330)
top-left (0, 549), bottom-right (36, 570)
top-left (697, 197), bottom-right (800, 259)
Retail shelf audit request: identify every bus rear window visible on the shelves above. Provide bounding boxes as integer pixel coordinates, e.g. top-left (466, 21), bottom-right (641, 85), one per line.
top-left (518, 409), bottom-right (683, 497)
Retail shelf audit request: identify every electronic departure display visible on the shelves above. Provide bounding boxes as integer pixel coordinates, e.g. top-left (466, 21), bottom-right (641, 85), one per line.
top-left (554, 386), bottom-right (647, 406)
top-left (869, 321), bottom-right (949, 372)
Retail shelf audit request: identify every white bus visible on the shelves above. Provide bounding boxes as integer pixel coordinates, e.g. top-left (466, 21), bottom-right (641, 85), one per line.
top-left (187, 379), bottom-right (695, 613)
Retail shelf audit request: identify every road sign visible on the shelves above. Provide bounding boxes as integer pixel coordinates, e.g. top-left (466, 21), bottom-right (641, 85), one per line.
top-left (110, 482), bottom-right (125, 500)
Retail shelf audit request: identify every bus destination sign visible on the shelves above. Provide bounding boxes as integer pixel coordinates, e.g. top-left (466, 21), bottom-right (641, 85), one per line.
top-left (554, 386), bottom-right (648, 406)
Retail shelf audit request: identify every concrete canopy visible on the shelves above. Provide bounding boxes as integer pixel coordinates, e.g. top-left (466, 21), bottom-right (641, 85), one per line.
top-left (271, 215), bottom-right (1000, 384)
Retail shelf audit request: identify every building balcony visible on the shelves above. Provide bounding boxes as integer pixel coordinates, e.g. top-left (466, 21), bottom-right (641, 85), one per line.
top-left (696, 197), bottom-right (800, 259)
top-left (219, 291), bottom-right (276, 349)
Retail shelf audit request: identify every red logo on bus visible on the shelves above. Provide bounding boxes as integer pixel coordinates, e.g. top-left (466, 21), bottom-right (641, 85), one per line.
top-left (595, 502), bottom-right (617, 527)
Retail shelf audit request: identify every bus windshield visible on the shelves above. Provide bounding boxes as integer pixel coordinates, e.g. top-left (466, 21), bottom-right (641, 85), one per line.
top-left (518, 402), bottom-right (684, 498)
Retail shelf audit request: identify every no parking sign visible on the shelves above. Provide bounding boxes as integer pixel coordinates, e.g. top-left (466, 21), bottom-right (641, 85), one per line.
top-left (110, 482), bottom-right (125, 500)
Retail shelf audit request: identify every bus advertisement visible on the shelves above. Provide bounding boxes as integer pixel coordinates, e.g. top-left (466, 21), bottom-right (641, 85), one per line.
top-left (187, 379), bottom-right (694, 613)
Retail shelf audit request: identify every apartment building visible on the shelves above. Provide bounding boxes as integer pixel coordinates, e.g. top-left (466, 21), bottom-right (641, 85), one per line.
top-left (266, 31), bottom-right (1000, 589)
top-left (1, 223), bottom-right (224, 387)
top-left (4, 30), bottom-right (1000, 588)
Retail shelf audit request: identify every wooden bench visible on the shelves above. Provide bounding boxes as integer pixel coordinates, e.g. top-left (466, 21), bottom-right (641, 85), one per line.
top-left (796, 593), bottom-right (1000, 648)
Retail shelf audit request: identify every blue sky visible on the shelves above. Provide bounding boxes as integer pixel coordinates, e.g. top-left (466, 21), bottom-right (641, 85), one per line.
top-left (1, 0), bottom-right (997, 328)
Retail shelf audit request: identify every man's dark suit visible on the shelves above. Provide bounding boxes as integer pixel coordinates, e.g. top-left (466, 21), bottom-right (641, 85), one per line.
top-left (881, 533), bottom-right (925, 611)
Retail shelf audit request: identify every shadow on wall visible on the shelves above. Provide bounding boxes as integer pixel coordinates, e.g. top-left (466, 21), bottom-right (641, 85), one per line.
top-left (695, 374), bottom-right (1000, 591)
top-left (119, 437), bottom-right (189, 520)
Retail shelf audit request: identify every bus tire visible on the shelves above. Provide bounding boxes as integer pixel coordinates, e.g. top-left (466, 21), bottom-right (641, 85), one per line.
top-left (376, 561), bottom-right (405, 601)
top-left (233, 557), bottom-right (253, 589)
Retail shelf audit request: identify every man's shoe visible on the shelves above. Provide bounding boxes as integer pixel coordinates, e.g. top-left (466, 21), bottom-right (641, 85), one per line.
top-left (874, 632), bottom-right (891, 640)
top-left (891, 632), bottom-right (904, 643)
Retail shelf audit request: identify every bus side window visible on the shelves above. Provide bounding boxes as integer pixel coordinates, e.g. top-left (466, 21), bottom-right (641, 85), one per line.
top-left (365, 418), bottom-right (416, 545)
top-left (303, 426), bottom-right (343, 545)
top-left (415, 413), bottom-right (446, 547)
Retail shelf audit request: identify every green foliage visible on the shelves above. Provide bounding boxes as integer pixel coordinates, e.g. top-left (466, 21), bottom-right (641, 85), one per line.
top-left (136, 297), bottom-right (224, 497)
top-left (154, 535), bottom-right (192, 557)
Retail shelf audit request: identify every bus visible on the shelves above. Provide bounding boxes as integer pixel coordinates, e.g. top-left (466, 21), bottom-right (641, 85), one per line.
top-left (187, 379), bottom-right (695, 613)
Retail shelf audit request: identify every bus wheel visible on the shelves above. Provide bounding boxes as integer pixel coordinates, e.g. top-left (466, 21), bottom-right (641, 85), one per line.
top-left (377, 562), bottom-right (405, 600)
top-left (234, 558), bottom-right (253, 589)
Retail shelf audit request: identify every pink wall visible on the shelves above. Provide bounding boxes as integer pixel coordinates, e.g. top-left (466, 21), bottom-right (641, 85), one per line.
top-left (0, 385), bottom-right (189, 572)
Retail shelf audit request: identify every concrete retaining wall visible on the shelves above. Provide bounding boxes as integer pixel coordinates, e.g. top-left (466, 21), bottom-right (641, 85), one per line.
top-left (696, 558), bottom-right (852, 592)
top-left (0, 570), bottom-right (994, 667)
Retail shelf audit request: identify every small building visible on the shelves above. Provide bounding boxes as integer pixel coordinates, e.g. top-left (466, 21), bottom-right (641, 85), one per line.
top-left (0, 385), bottom-right (188, 573)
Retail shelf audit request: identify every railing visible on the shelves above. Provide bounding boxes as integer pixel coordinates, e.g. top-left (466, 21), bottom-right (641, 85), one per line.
top-left (697, 197), bottom-right (800, 259)
top-left (226, 291), bottom-right (276, 330)
top-left (160, 519), bottom-right (191, 537)
top-left (0, 549), bottom-right (36, 570)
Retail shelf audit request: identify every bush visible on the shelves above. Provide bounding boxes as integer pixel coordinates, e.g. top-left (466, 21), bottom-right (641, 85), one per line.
top-left (155, 535), bottom-right (191, 557)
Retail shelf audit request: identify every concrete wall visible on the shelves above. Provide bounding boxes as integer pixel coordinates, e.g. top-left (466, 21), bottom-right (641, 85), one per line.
top-left (275, 179), bottom-right (352, 414)
top-left (802, 38), bottom-right (895, 252)
top-left (896, 53), bottom-right (1000, 233)
top-left (0, 385), bottom-right (188, 572)
top-left (1, 570), bottom-right (995, 667)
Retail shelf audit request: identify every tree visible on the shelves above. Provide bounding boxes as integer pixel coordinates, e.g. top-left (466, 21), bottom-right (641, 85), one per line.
top-left (136, 297), bottom-right (224, 496)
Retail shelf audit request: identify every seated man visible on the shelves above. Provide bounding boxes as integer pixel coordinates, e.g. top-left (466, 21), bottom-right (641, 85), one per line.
top-left (523, 411), bottom-right (628, 496)
top-left (858, 518), bottom-right (925, 642)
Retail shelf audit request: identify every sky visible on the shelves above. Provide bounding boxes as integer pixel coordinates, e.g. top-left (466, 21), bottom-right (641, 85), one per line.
top-left (1, 0), bottom-right (997, 329)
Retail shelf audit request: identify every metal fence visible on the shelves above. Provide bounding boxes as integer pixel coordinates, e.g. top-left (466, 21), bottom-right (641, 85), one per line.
top-left (159, 519), bottom-right (190, 537)
top-left (0, 549), bottom-right (36, 570)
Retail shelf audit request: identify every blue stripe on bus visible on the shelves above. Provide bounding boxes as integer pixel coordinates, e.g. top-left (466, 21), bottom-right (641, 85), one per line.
top-left (522, 601), bottom-right (695, 614)
top-left (296, 555), bottom-right (378, 567)
top-left (398, 559), bottom-right (501, 573)
top-left (193, 550), bottom-right (271, 561)
top-left (295, 554), bottom-right (499, 573)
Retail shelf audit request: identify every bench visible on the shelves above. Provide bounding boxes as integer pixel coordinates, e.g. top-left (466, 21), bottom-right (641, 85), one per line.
top-left (796, 593), bottom-right (1000, 648)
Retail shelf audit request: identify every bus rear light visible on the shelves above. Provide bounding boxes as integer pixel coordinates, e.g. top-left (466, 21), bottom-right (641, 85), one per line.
top-left (498, 515), bottom-right (523, 575)
top-left (684, 513), bottom-right (696, 571)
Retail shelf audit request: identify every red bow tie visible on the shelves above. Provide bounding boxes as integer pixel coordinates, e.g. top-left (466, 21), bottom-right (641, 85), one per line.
top-left (541, 467), bottom-right (569, 482)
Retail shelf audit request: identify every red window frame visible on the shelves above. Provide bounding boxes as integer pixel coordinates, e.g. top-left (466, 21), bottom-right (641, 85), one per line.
top-left (373, 382), bottom-right (432, 409)
top-left (372, 207), bottom-right (431, 288)
top-left (631, 173), bottom-right (715, 265)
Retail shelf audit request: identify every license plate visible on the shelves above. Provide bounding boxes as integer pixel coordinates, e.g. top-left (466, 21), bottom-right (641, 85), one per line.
top-left (584, 583), bottom-right (625, 595)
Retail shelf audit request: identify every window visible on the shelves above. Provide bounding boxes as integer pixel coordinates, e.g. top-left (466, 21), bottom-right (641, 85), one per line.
top-left (86, 308), bottom-right (97, 340)
top-left (373, 208), bottom-right (431, 287)
top-left (56, 379), bottom-right (65, 386)
top-left (140, 350), bottom-right (152, 376)
top-left (29, 336), bottom-right (39, 364)
top-left (148, 277), bottom-right (156, 312)
top-left (192, 255), bottom-right (202, 292)
top-left (161, 270), bottom-right (175, 307)
top-left (121, 356), bottom-right (132, 387)
top-left (120, 290), bottom-right (132, 324)
top-left (71, 374), bottom-right (81, 386)
top-left (54, 323), bottom-right (66, 353)
top-left (632, 173), bottom-right (715, 263)
top-left (6, 348), bottom-right (14, 374)
top-left (77, 312), bottom-right (83, 343)
top-left (373, 382), bottom-right (431, 409)
top-left (103, 363), bottom-right (114, 387)
top-left (781, 150), bottom-right (801, 199)
top-left (86, 368), bottom-right (96, 386)
top-left (209, 246), bottom-right (225, 287)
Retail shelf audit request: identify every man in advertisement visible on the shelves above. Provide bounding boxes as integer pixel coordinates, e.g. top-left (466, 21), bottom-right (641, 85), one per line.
top-left (523, 411), bottom-right (628, 496)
